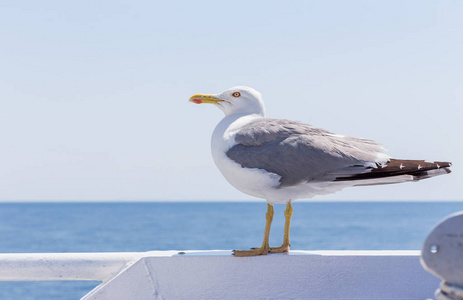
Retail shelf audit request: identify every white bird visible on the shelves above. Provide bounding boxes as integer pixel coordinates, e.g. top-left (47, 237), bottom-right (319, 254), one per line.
top-left (189, 86), bottom-right (452, 257)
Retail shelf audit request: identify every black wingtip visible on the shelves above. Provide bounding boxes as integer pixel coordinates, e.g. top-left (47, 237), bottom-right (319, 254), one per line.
top-left (335, 159), bottom-right (452, 182)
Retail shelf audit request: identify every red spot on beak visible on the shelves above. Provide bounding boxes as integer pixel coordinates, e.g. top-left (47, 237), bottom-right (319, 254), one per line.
top-left (191, 98), bottom-right (202, 104)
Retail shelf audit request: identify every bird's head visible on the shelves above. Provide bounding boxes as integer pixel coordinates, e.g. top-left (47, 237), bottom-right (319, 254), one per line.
top-left (189, 86), bottom-right (266, 117)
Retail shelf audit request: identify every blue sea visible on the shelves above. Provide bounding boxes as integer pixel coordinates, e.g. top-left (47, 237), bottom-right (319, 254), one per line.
top-left (0, 201), bottom-right (462, 299)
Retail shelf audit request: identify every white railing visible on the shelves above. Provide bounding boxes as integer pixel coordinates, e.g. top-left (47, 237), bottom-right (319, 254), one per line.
top-left (0, 252), bottom-right (142, 282)
top-left (0, 250), bottom-right (441, 299)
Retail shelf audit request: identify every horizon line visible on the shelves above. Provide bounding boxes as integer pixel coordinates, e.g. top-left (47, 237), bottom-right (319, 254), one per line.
top-left (0, 199), bottom-right (462, 203)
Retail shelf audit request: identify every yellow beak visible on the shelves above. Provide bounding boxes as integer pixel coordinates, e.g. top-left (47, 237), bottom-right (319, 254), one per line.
top-left (189, 94), bottom-right (224, 104)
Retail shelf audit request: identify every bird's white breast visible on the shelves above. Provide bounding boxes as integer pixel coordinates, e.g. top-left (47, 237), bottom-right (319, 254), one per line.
top-left (211, 114), bottom-right (283, 201)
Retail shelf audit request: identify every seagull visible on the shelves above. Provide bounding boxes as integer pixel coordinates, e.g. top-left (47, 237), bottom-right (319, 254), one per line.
top-left (189, 86), bottom-right (452, 257)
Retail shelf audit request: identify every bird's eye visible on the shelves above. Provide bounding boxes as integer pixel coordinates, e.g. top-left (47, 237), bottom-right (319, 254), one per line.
top-left (232, 92), bottom-right (241, 98)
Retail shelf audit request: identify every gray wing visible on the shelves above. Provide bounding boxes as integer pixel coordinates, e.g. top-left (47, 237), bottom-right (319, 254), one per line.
top-left (226, 119), bottom-right (388, 187)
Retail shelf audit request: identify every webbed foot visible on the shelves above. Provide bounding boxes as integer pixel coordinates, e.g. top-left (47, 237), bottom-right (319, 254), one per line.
top-left (233, 246), bottom-right (269, 257)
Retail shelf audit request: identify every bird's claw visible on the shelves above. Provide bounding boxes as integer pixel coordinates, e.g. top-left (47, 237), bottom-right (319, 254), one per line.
top-left (268, 245), bottom-right (290, 254)
top-left (233, 246), bottom-right (269, 257)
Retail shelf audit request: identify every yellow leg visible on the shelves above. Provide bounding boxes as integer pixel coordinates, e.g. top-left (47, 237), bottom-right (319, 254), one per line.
top-left (270, 201), bottom-right (293, 253)
top-left (233, 203), bottom-right (274, 257)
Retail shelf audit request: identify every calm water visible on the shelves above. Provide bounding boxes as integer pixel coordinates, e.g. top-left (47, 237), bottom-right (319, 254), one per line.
top-left (0, 201), bottom-right (462, 299)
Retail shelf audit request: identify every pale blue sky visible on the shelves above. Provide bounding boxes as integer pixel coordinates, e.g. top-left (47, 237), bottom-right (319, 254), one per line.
top-left (0, 1), bottom-right (461, 201)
